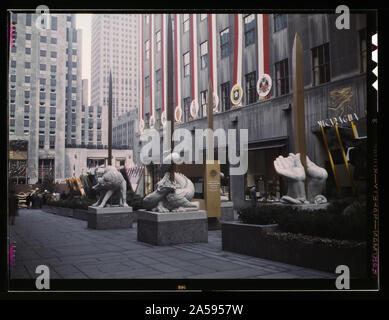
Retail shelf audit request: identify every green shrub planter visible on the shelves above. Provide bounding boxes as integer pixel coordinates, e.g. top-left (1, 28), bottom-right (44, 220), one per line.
top-left (221, 221), bottom-right (367, 277)
top-left (42, 206), bottom-right (89, 221)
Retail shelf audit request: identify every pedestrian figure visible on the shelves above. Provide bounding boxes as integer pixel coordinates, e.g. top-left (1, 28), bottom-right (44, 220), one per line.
top-left (249, 185), bottom-right (257, 208)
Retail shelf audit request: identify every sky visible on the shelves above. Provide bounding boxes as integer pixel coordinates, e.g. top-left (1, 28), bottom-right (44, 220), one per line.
top-left (75, 14), bottom-right (92, 105)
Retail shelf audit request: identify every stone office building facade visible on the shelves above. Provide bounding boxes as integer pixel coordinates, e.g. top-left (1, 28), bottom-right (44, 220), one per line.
top-left (132, 13), bottom-right (368, 207)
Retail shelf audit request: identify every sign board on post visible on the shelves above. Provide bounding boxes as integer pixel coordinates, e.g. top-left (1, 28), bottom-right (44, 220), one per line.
top-left (204, 161), bottom-right (221, 218)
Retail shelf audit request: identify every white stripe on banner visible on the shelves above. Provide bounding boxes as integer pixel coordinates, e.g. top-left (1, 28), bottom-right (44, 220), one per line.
top-left (257, 14), bottom-right (264, 77)
top-left (211, 14), bottom-right (218, 100)
top-left (150, 14), bottom-right (155, 118)
top-left (163, 14), bottom-right (167, 113)
top-left (237, 14), bottom-right (243, 89)
top-left (176, 14), bottom-right (182, 109)
top-left (193, 15), bottom-right (198, 104)
top-left (139, 14), bottom-right (144, 121)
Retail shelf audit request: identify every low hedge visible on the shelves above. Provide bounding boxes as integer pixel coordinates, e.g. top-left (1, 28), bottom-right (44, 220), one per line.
top-left (46, 190), bottom-right (144, 211)
top-left (46, 197), bottom-right (95, 210)
top-left (238, 198), bottom-right (366, 241)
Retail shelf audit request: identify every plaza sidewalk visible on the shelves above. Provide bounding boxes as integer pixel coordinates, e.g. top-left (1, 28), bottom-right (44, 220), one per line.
top-left (9, 209), bottom-right (335, 280)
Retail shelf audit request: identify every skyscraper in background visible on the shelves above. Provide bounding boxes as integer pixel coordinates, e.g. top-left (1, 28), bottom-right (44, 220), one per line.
top-left (91, 14), bottom-right (139, 119)
top-left (8, 13), bottom-right (83, 183)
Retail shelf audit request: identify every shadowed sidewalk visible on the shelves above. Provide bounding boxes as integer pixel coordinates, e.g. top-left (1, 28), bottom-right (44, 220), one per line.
top-left (9, 209), bottom-right (335, 280)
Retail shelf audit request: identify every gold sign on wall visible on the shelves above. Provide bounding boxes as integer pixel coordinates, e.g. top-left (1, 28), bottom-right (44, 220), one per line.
top-left (328, 87), bottom-right (354, 117)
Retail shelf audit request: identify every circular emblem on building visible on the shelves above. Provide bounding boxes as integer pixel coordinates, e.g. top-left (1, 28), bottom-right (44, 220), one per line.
top-left (257, 74), bottom-right (272, 97)
top-left (149, 115), bottom-right (155, 128)
top-left (139, 119), bottom-right (145, 133)
top-left (190, 99), bottom-right (199, 119)
top-left (230, 84), bottom-right (243, 105)
top-left (175, 105), bottom-right (182, 122)
top-left (161, 110), bottom-right (167, 127)
top-left (210, 169), bottom-right (217, 178)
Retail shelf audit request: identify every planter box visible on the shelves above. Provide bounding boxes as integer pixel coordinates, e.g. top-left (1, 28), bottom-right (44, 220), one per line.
top-left (221, 221), bottom-right (367, 277)
top-left (87, 206), bottom-right (133, 229)
top-left (137, 210), bottom-right (208, 245)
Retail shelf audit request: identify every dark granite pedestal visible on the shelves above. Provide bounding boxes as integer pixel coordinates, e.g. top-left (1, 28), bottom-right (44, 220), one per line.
top-left (87, 206), bottom-right (133, 229)
top-left (137, 210), bottom-right (208, 245)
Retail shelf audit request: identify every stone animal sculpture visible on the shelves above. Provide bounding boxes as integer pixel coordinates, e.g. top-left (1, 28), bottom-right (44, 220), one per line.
top-left (91, 165), bottom-right (129, 208)
top-left (143, 153), bottom-right (200, 212)
top-left (274, 153), bottom-right (328, 204)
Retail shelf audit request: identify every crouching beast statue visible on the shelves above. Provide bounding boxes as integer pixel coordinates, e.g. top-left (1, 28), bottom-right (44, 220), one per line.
top-left (91, 166), bottom-right (129, 208)
top-left (143, 153), bottom-right (200, 213)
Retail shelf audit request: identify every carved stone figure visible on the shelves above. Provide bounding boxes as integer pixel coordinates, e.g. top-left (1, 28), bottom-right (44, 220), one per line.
top-left (91, 166), bottom-right (129, 208)
top-left (274, 153), bottom-right (328, 204)
top-left (143, 153), bottom-right (200, 212)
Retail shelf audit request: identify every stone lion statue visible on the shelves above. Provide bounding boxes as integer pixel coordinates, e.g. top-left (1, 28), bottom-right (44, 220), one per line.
top-left (91, 166), bottom-right (129, 208)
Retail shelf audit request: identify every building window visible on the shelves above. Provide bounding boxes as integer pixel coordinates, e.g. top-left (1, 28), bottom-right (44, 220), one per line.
top-left (10, 104), bottom-right (15, 117)
top-left (50, 65), bottom-right (56, 73)
top-left (40, 50), bottom-right (46, 57)
top-left (312, 43), bottom-right (330, 86)
top-left (25, 47), bottom-right (31, 55)
top-left (49, 136), bottom-right (55, 149)
top-left (10, 75), bottom-right (16, 82)
top-left (40, 36), bottom-right (47, 43)
top-left (40, 64), bottom-right (46, 71)
top-left (200, 14), bottom-right (207, 21)
top-left (145, 76), bottom-right (150, 97)
top-left (245, 71), bottom-right (257, 104)
top-left (51, 51), bottom-right (57, 59)
top-left (26, 13), bottom-right (32, 26)
top-left (200, 41), bottom-right (208, 69)
top-left (156, 69), bottom-right (161, 91)
top-left (244, 14), bottom-right (256, 47)
top-left (39, 135), bottom-right (45, 149)
top-left (183, 97), bottom-right (191, 122)
top-left (51, 37), bottom-right (57, 44)
top-left (26, 33), bottom-right (31, 40)
top-left (275, 59), bottom-right (289, 96)
top-left (183, 51), bottom-right (190, 77)
top-left (220, 28), bottom-right (230, 58)
top-left (200, 90), bottom-right (208, 117)
top-left (145, 40), bottom-right (150, 60)
top-left (51, 16), bottom-right (57, 30)
top-left (359, 29), bottom-right (367, 73)
top-left (25, 62), bottom-right (31, 69)
top-left (72, 29), bottom-right (77, 42)
top-left (183, 14), bottom-right (190, 33)
top-left (156, 30), bottom-right (161, 52)
top-left (220, 82), bottom-right (231, 111)
top-left (274, 14), bottom-right (287, 32)
top-left (145, 14), bottom-right (150, 24)
top-left (11, 60), bottom-right (16, 68)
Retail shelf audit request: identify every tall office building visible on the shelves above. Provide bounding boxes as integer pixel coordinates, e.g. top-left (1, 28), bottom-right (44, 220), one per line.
top-left (91, 14), bottom-right (139, 122)
top-left (8, 12), bottom-right (83, 183)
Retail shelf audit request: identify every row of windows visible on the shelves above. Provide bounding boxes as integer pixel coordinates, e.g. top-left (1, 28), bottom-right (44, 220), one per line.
top-left (142, 27), bottom-right (367, 103)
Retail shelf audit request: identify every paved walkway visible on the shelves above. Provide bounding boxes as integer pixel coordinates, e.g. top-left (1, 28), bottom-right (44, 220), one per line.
top-left (9, 209), bottom-right (335, 279)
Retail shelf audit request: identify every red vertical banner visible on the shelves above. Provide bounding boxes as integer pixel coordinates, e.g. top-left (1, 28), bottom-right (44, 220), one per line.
top-left (190, 15), bottom-right (195, 102)
top-left (161, 14), bottom-right (165, 113)
top-left (141, 14), bottom-right (144, 120)
top-left (149, 14), bottom-right (153, 118)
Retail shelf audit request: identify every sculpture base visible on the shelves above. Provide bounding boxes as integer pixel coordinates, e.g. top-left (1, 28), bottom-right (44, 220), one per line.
top-left (220, 201), bottom-right (234, 221)
top-left (87, 206), bottom-right (133, 229)
top-left (137, 210), bottom-right (208, 245)
top-left (258, 201), bottom-right (330, 211)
